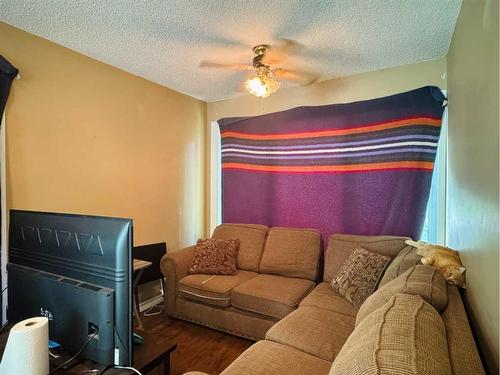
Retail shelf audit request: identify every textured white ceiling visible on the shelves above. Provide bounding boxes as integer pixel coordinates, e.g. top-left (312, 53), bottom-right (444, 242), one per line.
top-left (0, 0), bottom-right (461, 102)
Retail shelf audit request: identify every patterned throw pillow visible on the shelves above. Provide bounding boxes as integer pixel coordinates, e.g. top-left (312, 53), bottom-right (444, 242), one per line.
top-left (189, 238), bottom-right (240, 275)
top-left (331, 247), bottom-right (391, 307)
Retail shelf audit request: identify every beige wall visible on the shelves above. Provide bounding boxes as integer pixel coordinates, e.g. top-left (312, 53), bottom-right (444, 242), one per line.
top-left (1, 22), bottom-right (207, 253)
top-left (208, 58), bottom-right (447, 120)
top-left (446, 0), bottom-right (499, 373)
top-left (206, 58), bottom-right (447, 232)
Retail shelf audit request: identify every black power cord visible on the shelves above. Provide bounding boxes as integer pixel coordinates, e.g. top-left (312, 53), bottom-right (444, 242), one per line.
top-left (48, 330), bottom-right (98, 374)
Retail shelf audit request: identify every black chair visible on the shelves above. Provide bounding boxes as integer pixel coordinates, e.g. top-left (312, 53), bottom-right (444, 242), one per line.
top-left (133, 242), bottom-right (167, 315)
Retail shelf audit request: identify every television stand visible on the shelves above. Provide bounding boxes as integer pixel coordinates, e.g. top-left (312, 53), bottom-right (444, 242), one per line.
top-left (0, 326), bottom-right (177, 374)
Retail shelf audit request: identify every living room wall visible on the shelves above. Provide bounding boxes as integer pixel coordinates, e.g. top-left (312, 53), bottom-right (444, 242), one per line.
top-left (206, 58), bottom-right (447, 233)
top-left (446, 0), bottom-right (499, 372)
top-left (0, 22), bottom-right (207, 252)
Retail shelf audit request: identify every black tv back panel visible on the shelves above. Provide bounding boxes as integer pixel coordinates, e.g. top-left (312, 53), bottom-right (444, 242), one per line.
top-left (7, 210), bottom-right (133, 366)
top-left (8, 264), bottom-right (115, 363)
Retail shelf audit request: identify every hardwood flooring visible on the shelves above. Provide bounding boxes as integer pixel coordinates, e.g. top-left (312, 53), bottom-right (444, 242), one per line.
top-left (139, 310), bottom-right (253, 375)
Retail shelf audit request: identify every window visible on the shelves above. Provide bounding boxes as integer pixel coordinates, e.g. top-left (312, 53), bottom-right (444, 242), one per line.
top-left (209, 121), bottom-right (222, 234)
top-left (421, 101), bottom-right (447, 244)
top-left (210, 94), bottom-right (448, 244)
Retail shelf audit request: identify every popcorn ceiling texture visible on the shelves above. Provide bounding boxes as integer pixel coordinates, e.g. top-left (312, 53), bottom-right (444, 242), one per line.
top-left (0, 0), bottom-right (461, 102)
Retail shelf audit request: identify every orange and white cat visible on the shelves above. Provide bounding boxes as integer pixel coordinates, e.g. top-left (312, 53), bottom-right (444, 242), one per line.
top-left (405, 240), bottom-right (466, 288)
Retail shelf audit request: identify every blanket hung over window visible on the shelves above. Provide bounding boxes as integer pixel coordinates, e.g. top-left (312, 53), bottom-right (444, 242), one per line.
top-left (218, 86), bottom-right (446, 243)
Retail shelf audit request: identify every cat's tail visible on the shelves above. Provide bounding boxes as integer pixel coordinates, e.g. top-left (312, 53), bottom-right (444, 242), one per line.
top-left (405, 239), bottom-right (426, 248)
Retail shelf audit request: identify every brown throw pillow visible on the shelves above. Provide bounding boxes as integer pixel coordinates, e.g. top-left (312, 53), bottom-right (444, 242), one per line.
top-left (189, 238), bottom-right (240, 275)
top-left (331, 247), bottom-right (391, 307)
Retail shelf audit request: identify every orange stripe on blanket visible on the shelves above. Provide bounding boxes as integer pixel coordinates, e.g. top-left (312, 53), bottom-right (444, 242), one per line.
top-left (222, 161), bottom-right (435, 173)
top-left (221, 117), bottom-right (441, 140)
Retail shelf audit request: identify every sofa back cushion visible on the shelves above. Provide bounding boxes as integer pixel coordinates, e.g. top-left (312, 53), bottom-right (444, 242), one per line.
top-left (259, 227), bottom-right (321, 281)
top-left (356, 265), bottom-right (448, 325)
top-left (212, 224), bottom-right (269, 272)
top-left (378, 245), bottom-right (422, 287)
top-left (330, 293), bottom-right (452, 375)
top-left (324, 234), bottom-right (410, 283)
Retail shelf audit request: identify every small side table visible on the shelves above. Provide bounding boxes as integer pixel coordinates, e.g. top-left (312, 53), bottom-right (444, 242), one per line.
top-left (133, 258), bottom-right (152, 331)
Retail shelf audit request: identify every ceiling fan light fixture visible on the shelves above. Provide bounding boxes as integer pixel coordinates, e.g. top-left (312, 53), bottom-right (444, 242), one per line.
top-left (245, 72), bottom-right (280, 98)
top-left (200, 41), bottom-right (315, 99)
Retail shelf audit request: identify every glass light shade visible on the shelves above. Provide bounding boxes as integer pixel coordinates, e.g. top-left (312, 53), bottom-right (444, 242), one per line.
top-left (245, 74), bottom-right (280, 98)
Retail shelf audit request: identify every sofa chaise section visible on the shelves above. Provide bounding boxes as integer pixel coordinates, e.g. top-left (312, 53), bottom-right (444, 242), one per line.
top-left (206, 234), bottom-right (484, 375)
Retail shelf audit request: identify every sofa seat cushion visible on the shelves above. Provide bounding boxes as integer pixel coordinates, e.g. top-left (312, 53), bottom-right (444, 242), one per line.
top-left (231, 274), bottom-right (315, 319)
top-left (221, 340), bottom-right (331, 375)
top-left (259, 227), bottom-right (321, 281)
top-left (299, 282), bottom-right (358, 317)
top-left (266, 306), bottom-right (355, 361)
top-left (357, 265), bottom-right (448, 325)
top-left (178, 270), bottom-right (258, 307)
top-left (330, 293), bottom-right (452, 375)
top-left (212, 223), bottom-right (269, 272)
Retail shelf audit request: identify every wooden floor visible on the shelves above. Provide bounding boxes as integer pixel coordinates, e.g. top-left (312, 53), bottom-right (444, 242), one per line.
top-left (139, 309), bottom-right (253, 375)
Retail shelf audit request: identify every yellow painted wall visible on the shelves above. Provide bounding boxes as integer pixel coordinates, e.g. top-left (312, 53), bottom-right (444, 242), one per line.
top-left (446, 0), bottom-right (499, 372)
top-left (1, 22), bottom-right (207, 252)
top-left (206, 58), bottom-right (447, 231)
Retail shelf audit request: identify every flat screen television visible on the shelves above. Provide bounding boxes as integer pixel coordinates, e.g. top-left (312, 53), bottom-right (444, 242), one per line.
top-left (7, 210), bottom-right (133, 366)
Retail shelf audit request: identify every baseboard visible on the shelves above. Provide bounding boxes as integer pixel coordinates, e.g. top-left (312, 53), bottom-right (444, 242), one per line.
top-left (139, 294), bottom-right (163, 312)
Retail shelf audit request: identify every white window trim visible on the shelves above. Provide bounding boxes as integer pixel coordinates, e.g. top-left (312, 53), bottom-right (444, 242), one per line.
top-left (421, 91), bottom-right (448, 245)
top-left (437, 102), bottom-right (448, 244)
top-left (209, 121), bottom-right (222, 234)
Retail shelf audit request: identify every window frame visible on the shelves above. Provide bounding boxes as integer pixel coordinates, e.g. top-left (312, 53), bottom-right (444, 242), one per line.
top-left (421, 90), bottom-right (447, 244)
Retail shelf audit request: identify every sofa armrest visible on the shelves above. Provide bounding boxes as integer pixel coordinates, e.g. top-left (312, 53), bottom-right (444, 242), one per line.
top-left (160, 245), bottom-right (196, 317)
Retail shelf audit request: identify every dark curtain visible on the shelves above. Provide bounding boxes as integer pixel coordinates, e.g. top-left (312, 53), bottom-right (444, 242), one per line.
top-left (219, 86), bottom-right (446, 244)
top-left (0, 55), bottom-right (18, 326)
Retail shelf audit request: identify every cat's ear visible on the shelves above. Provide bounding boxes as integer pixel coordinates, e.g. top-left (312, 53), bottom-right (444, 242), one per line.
top-left (457, 266), bottom-right (466, 274)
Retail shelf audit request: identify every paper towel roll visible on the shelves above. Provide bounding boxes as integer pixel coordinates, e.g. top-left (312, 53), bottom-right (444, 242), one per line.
top-left (0, 317), bottom-right (49, 375)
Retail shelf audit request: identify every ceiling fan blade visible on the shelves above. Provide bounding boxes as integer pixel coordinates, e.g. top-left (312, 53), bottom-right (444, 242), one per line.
top-left (199, 61), bottom-right (254, 71)
top-left (261, 39), bottom-right (302, 65)
top-left (273, 68), bottom-right (319, 86)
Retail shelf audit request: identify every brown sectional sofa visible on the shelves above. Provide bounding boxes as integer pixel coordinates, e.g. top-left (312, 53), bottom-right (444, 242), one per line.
top-left (162, 225), bottom-right (485, 374)
top-left (160, 224), bottom-right (321, 340)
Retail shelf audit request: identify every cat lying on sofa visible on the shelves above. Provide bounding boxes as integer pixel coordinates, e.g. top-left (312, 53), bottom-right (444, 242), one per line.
top-left (405, 240), bottom-right (466, 288)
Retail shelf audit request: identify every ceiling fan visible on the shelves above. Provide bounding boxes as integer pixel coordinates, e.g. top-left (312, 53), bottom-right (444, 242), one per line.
top-left (200, 40), bottom-right (319, 98)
